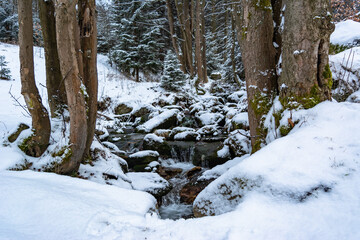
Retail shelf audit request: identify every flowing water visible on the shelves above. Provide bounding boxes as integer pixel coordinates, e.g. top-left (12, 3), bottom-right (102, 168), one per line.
top-left (109, 130), bottom-right (218, 220)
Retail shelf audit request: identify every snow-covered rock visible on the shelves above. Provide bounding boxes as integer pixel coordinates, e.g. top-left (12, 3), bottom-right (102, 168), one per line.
top-left (224, 129), bottom-right (250, 157)
top-left (127, 150), bottom-right (160, 171)
top-left (127, 172), bottom-right (172, 199)
top-left (196, 112), bottom-right (225, 126)
top-left (143, 134), bottom-right (171, 157)
top-left (330, 20), bottom-right (360, 46)
top-left (194, 102), bottom-right (360, 218)
top-left (137, 109), bottom-right (180, 133)
top-left (174, 131), bottom-right (200, 141)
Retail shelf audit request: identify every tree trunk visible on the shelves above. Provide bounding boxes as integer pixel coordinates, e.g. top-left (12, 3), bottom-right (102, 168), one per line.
top-left (18, 0), bottom-right (51, 157)
top-left (175, 0), bottom-right (194, 76)
top-left (78, 0), bottom-right (98, 160)
top-left (165, 0), bottom-right (186, 73)
top-left (55, 0), bottom-right (88, 175)
top-left (38, 0), bottom-right (66, 118)
top-left (279, 0), bottom-right (334, 107)
top-left (233, 1), bottom-right (277, 152)
top-left (195, 0), bottom-right (207, 85)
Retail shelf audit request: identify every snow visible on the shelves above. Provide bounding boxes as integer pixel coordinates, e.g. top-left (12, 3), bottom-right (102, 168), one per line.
top-left (194, 101), bottom-right (360, 222)
top-left (0, 170), bottom-right (157, 240)
top-left (137, 109), bottom-right (179, 133)
top-left (144, 133), bottom-right (164, 143)
top-left (196, 112), bottom-right (224, 126)
top-left (127, 172), bottom-right (170, 194)
top-left (330, 20), bottom-right (360, 46)
top-left (330, 47), bottom-right (360, 97)
top-left (129, 150), bottom-right (159, 158)
top-left (1, 38), bottom-right (360, 239)
top-left (173, 131), bottom-right (200, 141)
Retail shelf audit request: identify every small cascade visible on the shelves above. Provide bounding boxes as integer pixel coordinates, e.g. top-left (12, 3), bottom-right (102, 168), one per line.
top-left (169, 141), bottom-right (195, 163)
top-left (158, 168), bottom-right (194, 220)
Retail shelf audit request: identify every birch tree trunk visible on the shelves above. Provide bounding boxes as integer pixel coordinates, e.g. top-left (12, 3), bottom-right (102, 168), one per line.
top-left (18, 0), bottom-right (51, 157)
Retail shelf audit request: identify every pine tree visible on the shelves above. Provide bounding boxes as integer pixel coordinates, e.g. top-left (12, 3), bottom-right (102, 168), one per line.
top-left (109, 0), bottom-right (165, 81)
top-left (0, 2), bottom-right (18, 42)
top-left (0, 55), bottom-right (11, 80)
top-left (161, 50), bottom-right (186, 91)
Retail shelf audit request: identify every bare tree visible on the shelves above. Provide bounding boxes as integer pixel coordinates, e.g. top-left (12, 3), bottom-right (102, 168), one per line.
top-left (54, 0), bottom-right (88, 174)
top-left (39, 0), bottom-right (66, 117)
top-left (78, 0), bottom-right (98, 160)
top-left (18, 0), bottom-right (51, 157)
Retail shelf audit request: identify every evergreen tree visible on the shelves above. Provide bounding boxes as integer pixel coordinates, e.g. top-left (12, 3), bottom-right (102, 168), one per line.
top-left (0, 2), bottom-right (18, 42)
top-left (109, 0), bottom-right (165, 81)
top-left (0, 55), bottom-right (11, 80)
top-left (161, 50), bottom-right (186, 91)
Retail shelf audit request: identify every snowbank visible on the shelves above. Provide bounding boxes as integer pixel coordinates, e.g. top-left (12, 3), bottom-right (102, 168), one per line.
top-left (0, 171), bottom-right (156, 240)
top-left (330, 20), bottom-right (360, 46)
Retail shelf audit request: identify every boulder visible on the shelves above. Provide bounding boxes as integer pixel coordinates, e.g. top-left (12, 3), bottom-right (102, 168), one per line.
top-left (143, 134), bottom-right (172, 157)
top-left (179, 167), bottom-right (214, 204)
top-left (196, 112), bottom-right (225, 127)
top-left (156, 166), bottom-right (183, 180)
top-left (210, 72), bottom-right (222, 80)
top-left (154, 129), bottom-right (172, 139)
top-left (174, 131), bottom-right (200, 141)
top-left (127, 172), bottom-right (172, 200)
top-left (136, 109), bottom-right (180, 133)
top-left (225, 130), bottom-right (250, 157)
top-left (127, 150), bottom-right (159, 172)
top-left (169, 127), bottom-right (196, 139)
top-left (231, 112), bottom-right (249, 131)
top-left (114, 103), bottom-right (133, 115)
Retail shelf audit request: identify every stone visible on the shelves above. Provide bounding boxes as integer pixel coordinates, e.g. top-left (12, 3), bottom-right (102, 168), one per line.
top-left (156, 166), bottom-right (183, 180)
top-left (7, 123), bottom-right (30, 143)
top-left (143, 134), bottom-right (172, 157)
top-left (136, 109), bottom-right (180, 133)
top-left (174, 131), bottom-right (200, 141)
top-left (114, 103), bottom-right (133, 115)
top-left (127, 172), bottom-right (172, 200)
top-left (127, 150), bottom-right (159, 171)
top-left (210, 72), bottom-right (222, 80)
top-left (180, 173), bottom-right (214, 205)
top-left (225, 130), bottom-right (250, 157)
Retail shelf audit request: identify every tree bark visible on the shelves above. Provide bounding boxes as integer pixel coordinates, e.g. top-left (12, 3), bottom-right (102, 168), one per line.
top-left (55, 0), bottom-right (88, 175)
top-left (18, 0), bottom-right (51, 157)
top-left (78, 0), bottom-right (98, 160)
top-left (38, 0), bottom-right (66, 118)
top-left (279, 0), bottom-right (334, 106)
top-left (233, 1), bottom-right (277, 152)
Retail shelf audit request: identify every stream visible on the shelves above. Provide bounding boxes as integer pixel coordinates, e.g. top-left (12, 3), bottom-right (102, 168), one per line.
top-left (109, 130), bottom-right (222, 220)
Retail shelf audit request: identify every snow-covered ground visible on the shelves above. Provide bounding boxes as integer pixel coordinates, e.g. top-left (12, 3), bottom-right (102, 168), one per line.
top-left (0, 19), bottom-right (360, 239)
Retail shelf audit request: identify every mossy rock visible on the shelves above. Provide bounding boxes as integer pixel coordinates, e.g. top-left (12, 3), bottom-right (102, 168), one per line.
top-left (8, 123), bottom-right (30, 143)
top-left (114, 103), bottom-right (133, 115)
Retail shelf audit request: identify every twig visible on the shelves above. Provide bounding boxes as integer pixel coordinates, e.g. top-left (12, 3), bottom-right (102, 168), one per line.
top-left (8, 85), bottom-right (31, 117)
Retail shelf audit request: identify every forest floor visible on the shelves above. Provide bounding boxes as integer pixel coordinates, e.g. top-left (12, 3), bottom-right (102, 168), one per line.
top-left (0, 21), bottom-right (360, 240)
